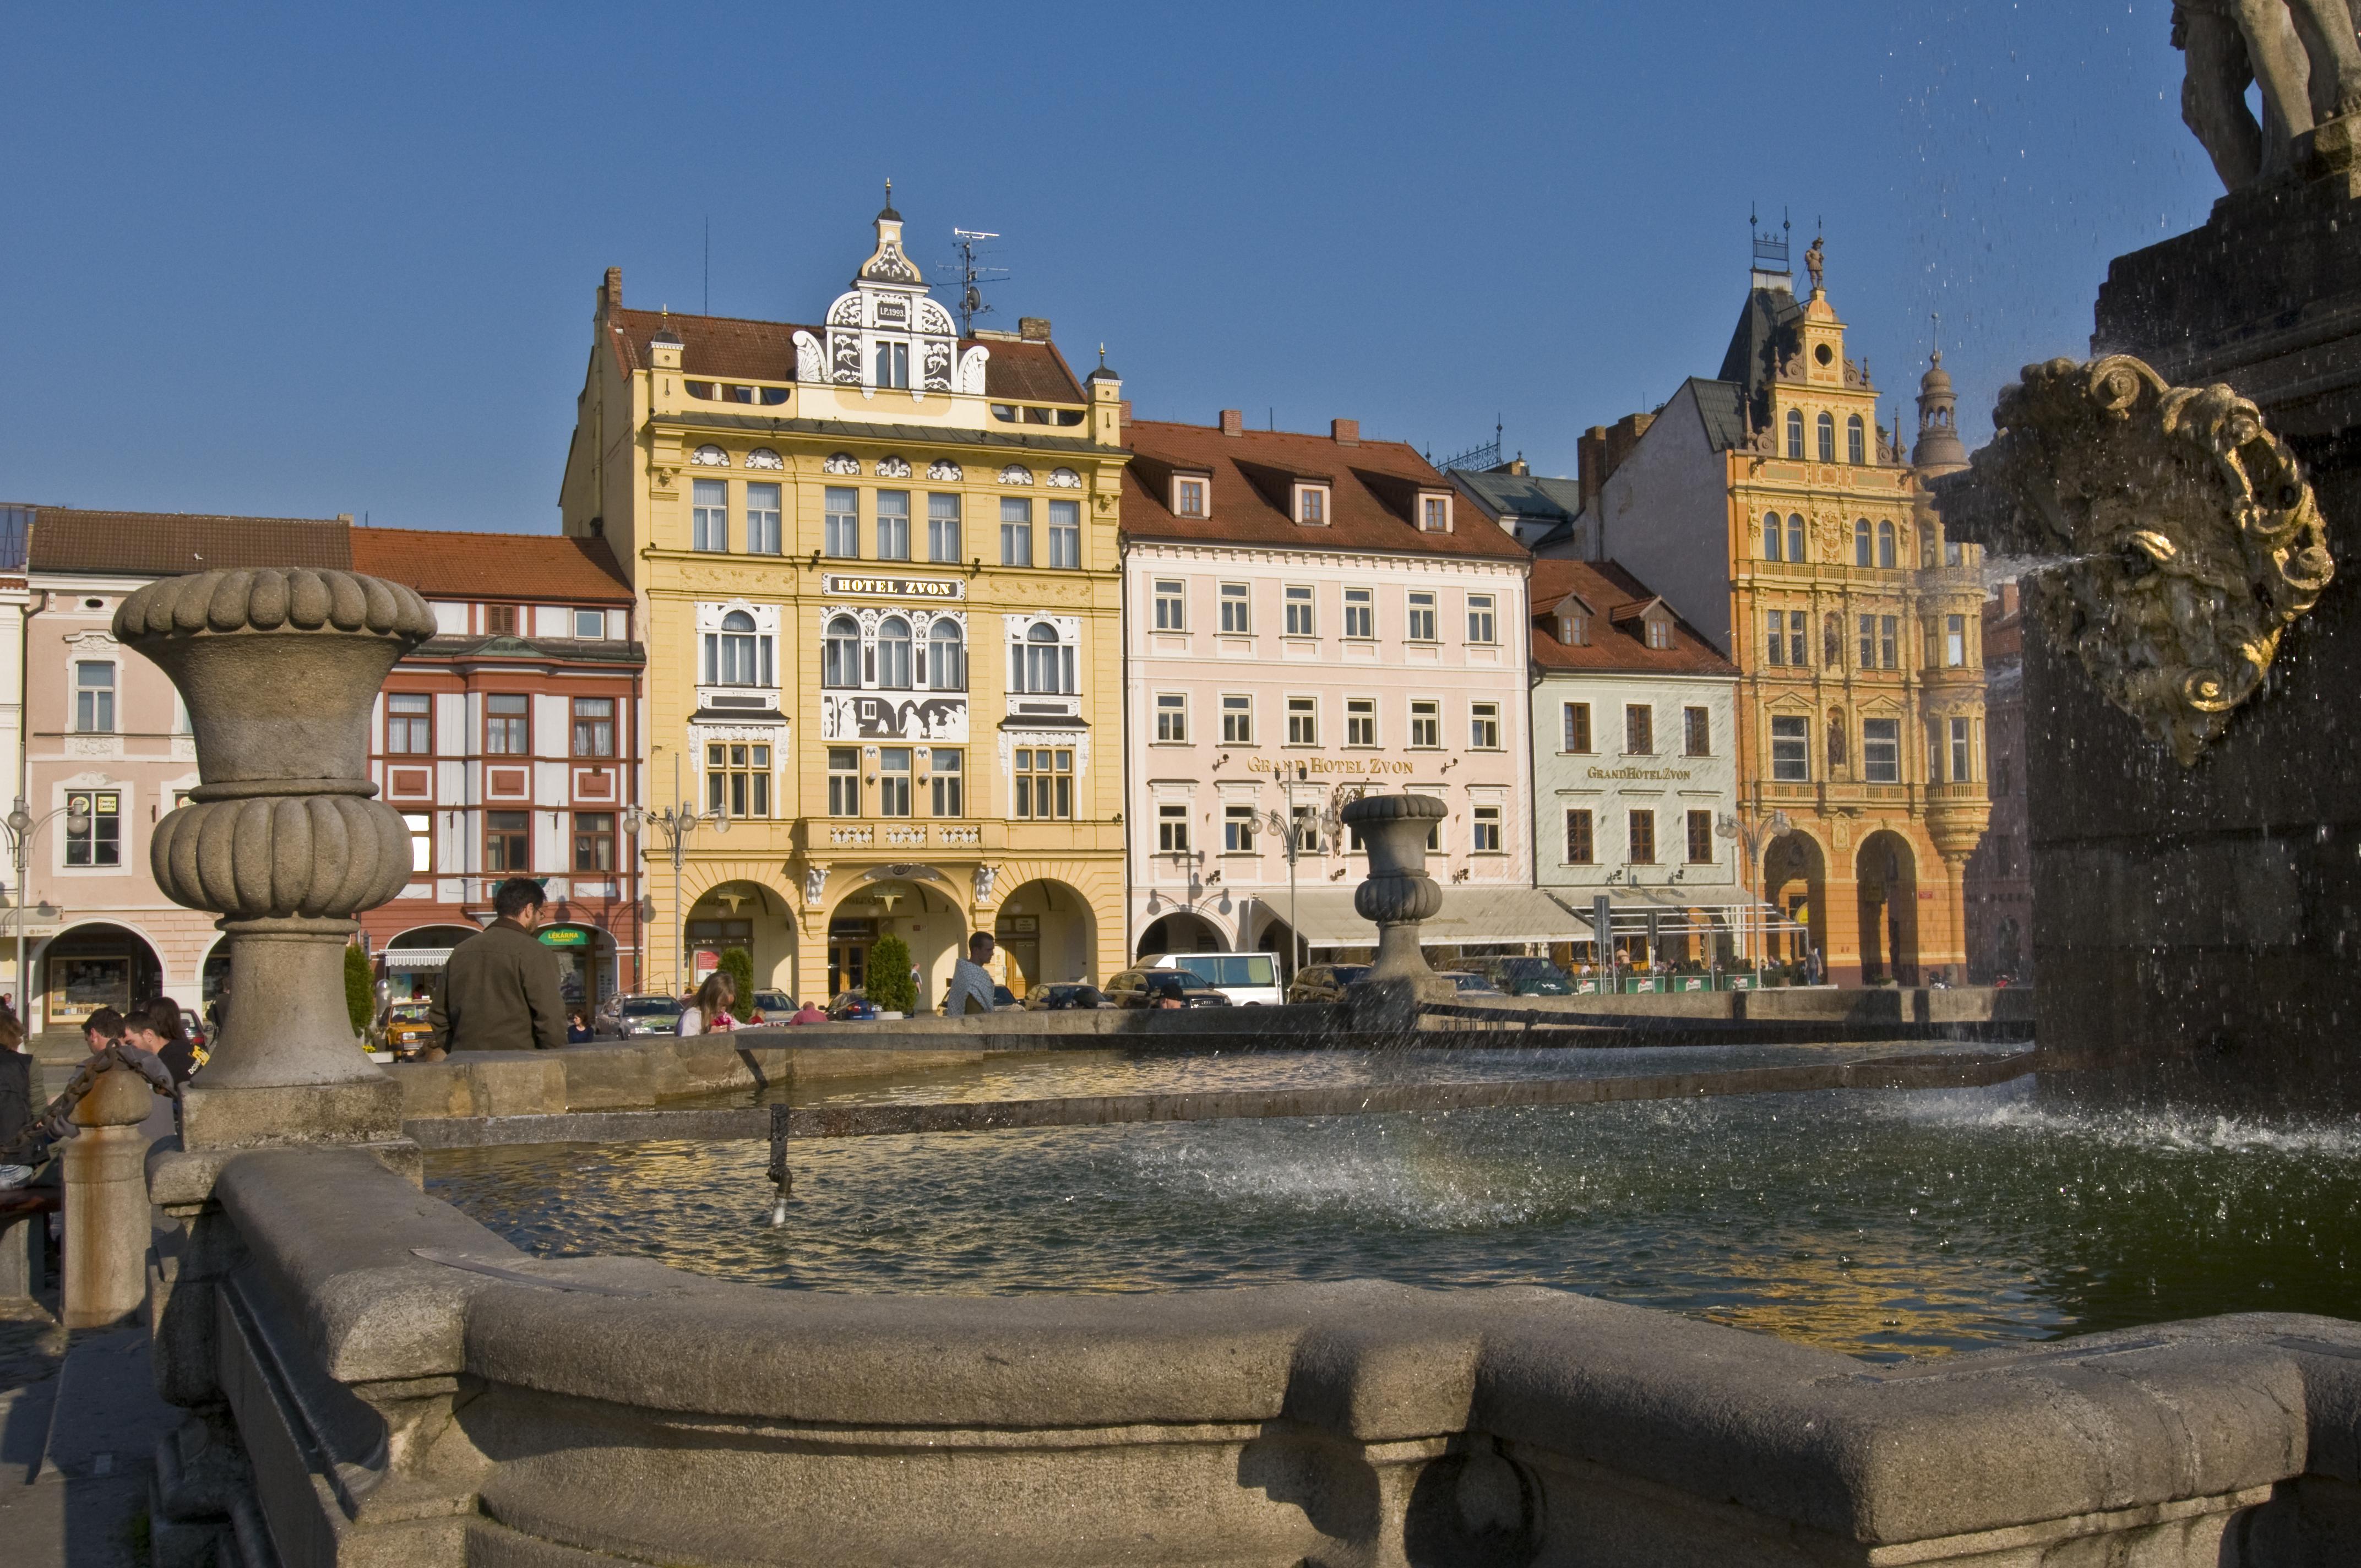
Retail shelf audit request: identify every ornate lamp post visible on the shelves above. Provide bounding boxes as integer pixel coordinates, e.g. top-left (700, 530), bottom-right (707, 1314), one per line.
top-left (2, 795), bottom-right (85, 1023)
top-left (624, 753), bottom-right (727, 996)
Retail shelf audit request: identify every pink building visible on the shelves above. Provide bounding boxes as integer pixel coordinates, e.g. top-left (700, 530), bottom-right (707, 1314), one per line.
top-left (1121, 413), bottom-right (1558, 972)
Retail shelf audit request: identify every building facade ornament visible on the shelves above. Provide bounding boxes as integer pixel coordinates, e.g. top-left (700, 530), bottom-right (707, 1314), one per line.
top-left (927, 458), bottom-right (964, 482)
top-left (822, 453), bottom-right (860, 476)
top-left (803, 863), bottom-right (830, 907)
top-left (875, 455), bottom-right (912, 478)
top-left (691, 445), bottom-right (728, 467)
top-left (998, 465), bottom-right (1033, 486)
top-left (745, 448), bottom-right (784, 470)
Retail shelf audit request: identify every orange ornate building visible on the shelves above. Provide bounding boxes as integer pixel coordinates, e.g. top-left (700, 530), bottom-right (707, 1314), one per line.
top-left (1560, 233), bottom-right (1988, 983)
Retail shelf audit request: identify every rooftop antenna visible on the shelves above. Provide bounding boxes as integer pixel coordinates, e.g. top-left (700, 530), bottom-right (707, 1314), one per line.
top-left (1930, 309), bottom-right (1942, 360)
top-left (703, 216), bottom-right (710, 316)
top-left (950, 228), bottom-right (1005, 336)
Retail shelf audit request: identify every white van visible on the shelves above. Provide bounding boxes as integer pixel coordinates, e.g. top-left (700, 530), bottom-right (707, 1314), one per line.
top-left (1146, 952), bottom-right (1284, 1006)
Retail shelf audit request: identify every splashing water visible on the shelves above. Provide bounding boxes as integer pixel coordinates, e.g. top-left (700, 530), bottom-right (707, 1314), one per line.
top-left (1980, 551), bottom-right (2104, 591)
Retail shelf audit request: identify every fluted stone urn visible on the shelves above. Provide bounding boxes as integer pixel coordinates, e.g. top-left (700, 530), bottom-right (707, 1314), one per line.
top-left (1339, 793), bottom-right (1454, 1027)
top-left (116, 569), bottom-right (435, 1145)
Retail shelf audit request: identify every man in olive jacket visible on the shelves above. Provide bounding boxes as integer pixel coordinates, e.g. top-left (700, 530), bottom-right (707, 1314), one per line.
top-left (429, 878), bottom-right (568, 1052)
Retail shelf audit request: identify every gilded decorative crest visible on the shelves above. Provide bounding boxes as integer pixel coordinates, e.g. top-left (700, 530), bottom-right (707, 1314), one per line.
top-left (1943, 355), bottom-right (2333, 765)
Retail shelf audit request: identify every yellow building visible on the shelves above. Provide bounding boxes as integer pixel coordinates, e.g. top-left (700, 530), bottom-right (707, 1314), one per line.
top-left (1570, 234), bottom-right (1988, 983)
top-left (559, 196), bottom-right (1128, 1006)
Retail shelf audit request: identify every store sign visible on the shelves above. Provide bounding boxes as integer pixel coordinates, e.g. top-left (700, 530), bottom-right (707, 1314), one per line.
top-left (1245, 756), bottom-right (1413, 777)
top-left (1587, 765), bottom-right (1694, 781)
top-left (822, 574), bottom-right (965, 600)
top-left (538, 927), bottom-right (591, 949)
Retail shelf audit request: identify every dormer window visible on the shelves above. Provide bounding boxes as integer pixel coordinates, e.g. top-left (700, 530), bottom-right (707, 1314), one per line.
top-left (1419, 493), bottom-right (1452, 532)
top-left (1173, 476), bottom-right (1209, 518)
top-left (874, 340), bottom-right (910, 389)
top-left (1295, 484), bottom-right (1329, 525)
top-left (1644, 614), bottom-right (1674, 650)
top-left (1560, 614), bottom-right (1588, 646)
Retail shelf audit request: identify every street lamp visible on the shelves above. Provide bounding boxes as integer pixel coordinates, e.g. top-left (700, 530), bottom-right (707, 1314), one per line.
top-left (623, 755), bottom-right (727, 997)
top-left (1255, 766), bottom-right (1341, 983)
top-left (2, 794), bottom-right (91, 1026)
top-left (1717, 808), bottom-right (1792, 966)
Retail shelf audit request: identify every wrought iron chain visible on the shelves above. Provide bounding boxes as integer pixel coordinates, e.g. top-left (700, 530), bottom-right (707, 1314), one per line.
top-left (0, 1043), bottom-right (179, 1167)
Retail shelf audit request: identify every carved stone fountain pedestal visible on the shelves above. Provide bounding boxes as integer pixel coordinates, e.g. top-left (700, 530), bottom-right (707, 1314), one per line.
top-left (1337, 794), bottom-right (1455, 1032)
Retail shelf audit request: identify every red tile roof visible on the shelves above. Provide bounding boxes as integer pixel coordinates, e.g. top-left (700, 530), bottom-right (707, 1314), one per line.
top-left (607, 307), bottom-right (1085, 405)
top-left (28, 508), bottom-right (351, 576)
top-left (350, 529), bottom-right (633, 602)
top-left (1528, 559), bottom-right (1737, 676)
top-left (1120, 420), bottom-right (1532, 562)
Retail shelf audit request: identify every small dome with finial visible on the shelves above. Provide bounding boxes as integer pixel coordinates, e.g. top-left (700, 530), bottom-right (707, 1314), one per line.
top-left (1920, 349), bottom-right (1954, 397)
top-left (877, 177), bottom-right (900, 223)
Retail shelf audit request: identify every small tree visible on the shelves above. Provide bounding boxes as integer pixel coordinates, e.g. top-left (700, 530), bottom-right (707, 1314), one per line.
top-left (344, 943), bottom-right (376, 1036)
top-left (866, 935), bottom-right (917, 1015)
top-left (717, 948), bottom-right (757, 1022)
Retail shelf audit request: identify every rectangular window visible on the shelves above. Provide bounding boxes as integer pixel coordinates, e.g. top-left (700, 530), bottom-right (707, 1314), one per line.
top-left (485, 694), bottom-right (530, 755)
top-left (706, 742), bottom-right (773, 818)
top-left (1624, 704), bottom-right (1653, 755)
top-left (1286, 696), bottom-right (1318, 745)
top-left (875, 490), bottom-right (911, 561)
top-left (1928, 718), bottom-right (1944, 782)
top-left (746, 482), bottom-right (782, 554)
top-left (930, 749), bottom-right (964, 817)
top-left (1342, 586), bottom-right (1374, 639)
top-left (1765, 609), bottom-right (1786, 667)
top-left (1158, 802), bottom-right (1190, 854)
top-left (825, 487), bottom-right (859, 558)
top-left (1771, 715), bottom-right (1810, 781)
top-left (1345, 697), bottom-right (1376, 747)
top-left (1283, 584), bottom-right (1315, 636)
top-left (999, 497), bottom-right (1033, 566)
top-left (926, 493), bottom-right (962, 562)
top-left (572, 812), bottom-right (615, 873)
top-left (1406, 591), bottom-right (1437, 641)
top-left (1951, 716), bottom-right (1973, 781)
top-left (1564, 809), bottom-right (1594, 864)
top-left (573, 608), bottom-right (607, 639)
top-left (1409, 699), bottom-right (1440, 748)
top-left (1924, 619), bottom-right (1940, 668)
top-left (485, 810), bottom-right (529, 873)
top-left (828, 748), bottom-right (860, 816)
top-left (1220, 582), bottom-right (1250, 633)
top-left (1628, 809), bottom-right (1656, 865)
top-left (1880, 614), bottom-right (1898, 669)
top-left (1645, 617), bottom-right (1673, 650)
top-left (1470, 701), bottom-right (1500, 749)
top-left (404, 812), bottom-right (432, 874)
top-left (1175, 477), bottom-right (1207, 518)
top-left (1291, 804), bottom-right (1321, 853)
top-left (1222, 694), bottom-right (1254, 744)
top-left (486, 604), bottom-right (518, 636)
top-left (1472, 805), bottom-right (1503, 852)
top-left (74, 662), bottom-right (114, 733)
top-left (1946, 614), bottom-right (1968, 666)
top-left (1047, 498), bottom-right (1081, 569)
top-left (875, 340), bottom-right (910, 388)
top-left (1945, 538), bottom-right (1964, 567)
top-left (1224, 804), bottom-right (1256, 853)
top-left (1788, 611), bottom-right (1809, 667)
top-left (1858, 614), bottom-right (1877, 669)
top-left (570, 696), bottom-right (615, 757)
top-left (1422, 495), bottom-right (1450, 532)
top-left (386, 692), bottom-right (432, 754)
top-left (1467, 594), bottom-right (1496, 644)
top-left (1863, 717), bottom-right (1901, 783)
top-left (1687, 809), bottom-right (1715, 865)
top-left (878, 747), bottom-right (912, 817)
top-left (1014, 747), bottom-right (1074, 820)
top-left (1297, 485), bottom-right (1327, 524)
top-left (1683, 706), bottom-right (1710, 756)
top-left (1563, 701), bottom-right (1592, 753)
top-left (1154, 579), bottom-right (1186, 630)
top-left (1155, 693), bottom-right (1187, 742)
top-left (692, 478), bottom-right (728, 552)
top-left (64, 790), bottom-right (120, 867)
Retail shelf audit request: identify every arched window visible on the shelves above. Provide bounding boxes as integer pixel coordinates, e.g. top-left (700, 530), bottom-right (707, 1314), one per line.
top-left (1846, 414), bottom-right (1865, 465)
top-left (1014, 622), bottom-right (1074, 695)
top-left (1785, 409), bottom-right (1804, 458)
top-left (926, 620), bottom-right (966, 690)
top-left (1816, 412), bottom-right (1836, 462)
top-left (1851, 519), bottom-right (1869, 567)
top-left (1876, 520), bottom-right (1896, 568)
top-left (710, 609), bottom-right (770, 688)
top-left (1786, 513), bottom-right (1805, 564)
top-left (875, 616), bottom-right (912, 689)
top-left (822, 617), bottom-right (859, 688)
top-left (1762, 511), bottom-right (1781, 561)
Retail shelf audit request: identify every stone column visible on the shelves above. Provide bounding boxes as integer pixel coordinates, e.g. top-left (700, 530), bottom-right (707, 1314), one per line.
top-left (62, 1064), bottom-right (154, 1329)
top-left (1339, 794), bottom-right (1454, 1031)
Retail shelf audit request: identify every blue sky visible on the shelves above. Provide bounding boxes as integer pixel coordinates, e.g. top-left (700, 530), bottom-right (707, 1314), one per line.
top-left (1, 2), bottom-right (2221, 533)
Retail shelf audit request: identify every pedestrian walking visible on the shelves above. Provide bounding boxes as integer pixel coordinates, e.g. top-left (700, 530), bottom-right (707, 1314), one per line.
top-left (944, 932), bottom-right (998, 1016)
top-left (428, 878), bottom-right (567, 1052)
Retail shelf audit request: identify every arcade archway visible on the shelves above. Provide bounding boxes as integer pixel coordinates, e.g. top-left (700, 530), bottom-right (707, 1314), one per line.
top-left (1761, 831), bottom-right (1826, 969)
top-left (1856, 831), bottom-right (1919, 985)
top-left (993, 879), bottom-right (1096, 998)
top-left (1136, 911), bottom-right (1224, 961)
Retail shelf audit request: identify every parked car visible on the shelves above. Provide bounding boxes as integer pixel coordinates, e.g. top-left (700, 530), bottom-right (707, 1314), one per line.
top-left (1145, 952), bottom-right (1283, 1006)
top-left (1024, 983), bottom-right (1112, 1011)
top-left (829, 990), bottom-right (880, 1021)
top-left (608, 994), bottom-right (684, 1038)
top-left (1477, 956), bottom-right (1577, 997)
top-left (1286, 963), bottom-right (1370, 1005)
top-left (993, 985), bottom-right (1020, 1010)
top-left (179, 1008), bottom-right (209, 1052)
top-left (380, 1000), bottom-right (436, 1058)
top-left (1439, 970), bottom-right (1503, 995)
top-left (748, 989), bottom-right (795, 1025)
top-left (1103, 968), bottom-right (1233, 1009)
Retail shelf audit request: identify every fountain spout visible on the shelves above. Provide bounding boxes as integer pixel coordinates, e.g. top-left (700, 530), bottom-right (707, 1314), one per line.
top-left (1337, 793), bottom-right (1455, 1031)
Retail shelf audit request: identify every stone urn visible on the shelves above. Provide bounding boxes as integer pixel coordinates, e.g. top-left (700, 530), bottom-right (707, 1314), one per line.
top-left (1338, 793), bottom-right (1455, 1027)
top-left (115, 570), bottom-right (436, 1144)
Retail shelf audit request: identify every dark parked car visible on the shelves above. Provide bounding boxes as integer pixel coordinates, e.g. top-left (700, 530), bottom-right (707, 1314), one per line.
top-left (1478, 957), bottom-right (1576, 997)
top-left (1024, 983), bottom-right (1112, 1010)
top-left (1439, 970), bottom-right (1503, 995)
top-left (1103, 968), bottom-right (1233, 1009)
top-left (1285, 963), bottom-right (1369, 1005)
top-left (828, 990), bottom-right (880, 1021)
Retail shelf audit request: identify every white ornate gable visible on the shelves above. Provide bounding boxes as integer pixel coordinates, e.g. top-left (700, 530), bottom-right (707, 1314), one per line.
top-left (813, 193), bottom-right (962, 401)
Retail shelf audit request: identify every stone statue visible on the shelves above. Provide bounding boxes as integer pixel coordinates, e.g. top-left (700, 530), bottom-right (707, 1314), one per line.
top-left (2175, 0), bottom-right (2361, 190)
top-left (972, 864), bottom-right (995, 902)
top-left (803, 862), bottom-right (829, 907)
top-left (1803, 235), bottom-right (1825, 292)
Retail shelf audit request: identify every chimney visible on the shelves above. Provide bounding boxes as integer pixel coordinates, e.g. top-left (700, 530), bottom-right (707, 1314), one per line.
top-left (601, 266), bottom-right (622, 314)
top-left (1330, 418), bottom-right (1359, 446)
top-left (1577, 426), bottom-right (1608, 513)
top-left (1119, 399), bottom-right (1133, 427)
top-left (1019, 317), bottom-right (1052, 342)
top-left (1218, 409), bottom-right (1244, 437)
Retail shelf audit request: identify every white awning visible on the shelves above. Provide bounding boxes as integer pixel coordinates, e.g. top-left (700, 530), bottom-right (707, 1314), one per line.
top-left (383, 949), bottom-right (454, 970)
top-left (1258, 886), bottom-right (1596, 950)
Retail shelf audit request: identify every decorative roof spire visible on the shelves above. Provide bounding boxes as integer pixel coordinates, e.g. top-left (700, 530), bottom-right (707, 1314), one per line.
top-left (878, 177), bottom-right (900, 222)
